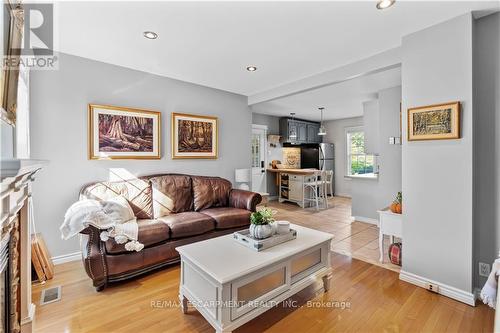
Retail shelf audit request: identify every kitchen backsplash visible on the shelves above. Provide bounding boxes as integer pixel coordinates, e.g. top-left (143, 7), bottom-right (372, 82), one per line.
top-left (283, 148), bottom-right (301, 168)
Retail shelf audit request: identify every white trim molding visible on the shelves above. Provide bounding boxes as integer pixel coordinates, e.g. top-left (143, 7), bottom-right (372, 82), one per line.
top-left (51, 251), bottom-right (81, 265)
top-left (399, 270), bottom-right (476, 306)
top-left (352, 216), bottom-right (378, 226)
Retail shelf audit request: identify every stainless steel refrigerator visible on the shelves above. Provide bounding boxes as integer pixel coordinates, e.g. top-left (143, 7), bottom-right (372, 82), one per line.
top-left (300, 143), bottom-right (335, 195)
top-left (300, 143), bottom-right (335, 172)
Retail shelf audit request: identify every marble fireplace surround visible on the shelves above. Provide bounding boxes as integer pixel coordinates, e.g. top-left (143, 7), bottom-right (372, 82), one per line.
top-left (1, 159), bottom-right (47, 333)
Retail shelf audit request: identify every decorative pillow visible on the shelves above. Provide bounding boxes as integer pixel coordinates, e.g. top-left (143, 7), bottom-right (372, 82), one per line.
top-left (80, 178), bottom-right (153, 219)
top-left (150, 175), bottom-right (193, 218)
top-left (192, 176), bottom-right (232, 211)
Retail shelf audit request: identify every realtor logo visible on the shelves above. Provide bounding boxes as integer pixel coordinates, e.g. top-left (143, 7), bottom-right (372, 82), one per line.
top-left (22, 3), bottom-right (53, 55)
top-left (3, 3), bottom-right (57, 70)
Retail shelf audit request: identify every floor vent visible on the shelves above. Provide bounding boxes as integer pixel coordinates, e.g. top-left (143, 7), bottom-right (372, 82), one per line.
top-left (40, 286), bottom-right (61, 305)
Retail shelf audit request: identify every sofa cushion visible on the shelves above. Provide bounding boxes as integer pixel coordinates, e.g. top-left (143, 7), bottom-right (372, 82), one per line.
top-left (80, 178), bottom-right (153, 219)
top-left (192, 176), bottom-right (232, 211)
top-left (150, 174), bottom-right (193, 218)
top-left (200, 207), bottom-right (251, 229)
top-left (158, 212), bottom-right (215, 238)
top-left (105, 219), bottom-right (170, 254)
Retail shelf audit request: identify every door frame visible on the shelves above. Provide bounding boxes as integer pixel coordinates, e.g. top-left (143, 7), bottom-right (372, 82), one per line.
top-left (251, 124), bottom-right (268, 193)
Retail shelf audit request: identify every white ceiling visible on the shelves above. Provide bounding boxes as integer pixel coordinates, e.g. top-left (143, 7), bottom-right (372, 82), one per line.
top-left (54, 1), bottom-right (499, 96)
top-left (251, 66), bottom-right (401, 121)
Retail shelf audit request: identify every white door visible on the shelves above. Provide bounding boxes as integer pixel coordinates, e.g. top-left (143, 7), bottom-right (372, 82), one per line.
top-left (251, 125), bottom-right (267, 193)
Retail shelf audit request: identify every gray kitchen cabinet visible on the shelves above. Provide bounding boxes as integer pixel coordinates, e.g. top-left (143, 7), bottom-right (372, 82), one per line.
top-left (280, 118), bottom-right (321, 143)
top-left (297, 122), bottom-right (307, 142)
top-left (307, 123), bottom-right (321, 143)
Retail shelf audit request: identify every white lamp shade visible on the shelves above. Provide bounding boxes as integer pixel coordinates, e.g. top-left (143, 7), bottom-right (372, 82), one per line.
top-left (235, 168), bottom-right (250, 183)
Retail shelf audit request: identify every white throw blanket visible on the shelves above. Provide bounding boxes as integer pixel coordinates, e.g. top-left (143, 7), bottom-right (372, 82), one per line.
top-left (60, 197), bottom-right (144, 252)
top-left (480, 258), bottom-right (500, 309)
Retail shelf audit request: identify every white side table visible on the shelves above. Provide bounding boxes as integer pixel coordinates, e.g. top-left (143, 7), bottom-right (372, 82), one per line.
top-left (377, 208), bottom-right (402, 262)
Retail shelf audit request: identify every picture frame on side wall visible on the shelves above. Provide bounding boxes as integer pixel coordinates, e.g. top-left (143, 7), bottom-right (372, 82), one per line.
top-left (171, 112), bottom-right (218, 159)
top-left (407, 101), bottom-right (461, 141)
top-left (88, 104), bottom-right (161, 160)
top-left (1, 2), bottom-right (24, 126)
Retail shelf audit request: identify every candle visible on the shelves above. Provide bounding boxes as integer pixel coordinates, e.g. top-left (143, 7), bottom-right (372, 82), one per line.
top-left (277, 221), bottom-right (290, 235)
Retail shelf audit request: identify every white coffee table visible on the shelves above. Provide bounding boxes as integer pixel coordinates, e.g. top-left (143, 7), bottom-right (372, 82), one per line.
top-left (176, 224), bottom-right (333, 333)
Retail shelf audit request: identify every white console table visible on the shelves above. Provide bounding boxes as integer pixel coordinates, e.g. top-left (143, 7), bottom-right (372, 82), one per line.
top-left (377, 208), bottom-right (402, 262)
top-left (176, 224), bottom-right (333, 333)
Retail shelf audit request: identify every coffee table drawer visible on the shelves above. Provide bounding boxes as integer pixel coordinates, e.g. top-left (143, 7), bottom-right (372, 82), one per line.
top-left (290, 246), bottom-right (327, 284)
top-left (231, 261), bottom-right (290, 320)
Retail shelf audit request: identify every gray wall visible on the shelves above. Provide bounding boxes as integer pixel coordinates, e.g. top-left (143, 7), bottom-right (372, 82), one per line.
top-left (401, 14), bottom-right (474, 293)
top-left (251, 113), bottom-right (282, 197)
top-left (351, 86), bottom-right (402, 220)
top-left (30, 53), bottom-right (252, 258)
top-left (473, 12), bottom-right (500, 288)
top-left (324, 116), bottom-right (363, 197)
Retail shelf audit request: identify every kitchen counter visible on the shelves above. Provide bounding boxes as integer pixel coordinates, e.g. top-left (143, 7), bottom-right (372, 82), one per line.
top-left (266, 168), bottom-right (318, 175)
top-left (267, 168), bottom-right (319, 208)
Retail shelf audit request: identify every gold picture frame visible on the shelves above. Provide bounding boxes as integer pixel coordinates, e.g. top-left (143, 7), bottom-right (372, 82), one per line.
top-left (1, 2), bottom-right (24, 126)
top-left (407, 101), bottom-right (461, 141)
top-left (171, 112), bottom-right (218, 159)
top-left (88, 104), bottom-right (161, 160)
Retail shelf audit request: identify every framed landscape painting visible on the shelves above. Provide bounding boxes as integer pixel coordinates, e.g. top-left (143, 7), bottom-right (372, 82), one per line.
top-left (172, 113), bottom-right (218, 159)
top-left (407, 101), bottom-right (461, 141)
top-left (88, 104), bottom-right (161, 160)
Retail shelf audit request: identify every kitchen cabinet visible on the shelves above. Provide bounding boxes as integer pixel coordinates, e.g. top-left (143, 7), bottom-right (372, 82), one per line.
top-left (307, 123), bottom-right (321, 143)
top-left (278, 172), bottom-right (316, 208)
top-left (280, 118), bottom-right (321, 143)
top-left (297, 122), bottom-right (307, 142)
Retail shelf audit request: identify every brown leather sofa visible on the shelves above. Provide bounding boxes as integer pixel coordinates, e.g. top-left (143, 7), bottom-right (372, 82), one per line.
top-left (79, 173), bottom-right (261, 291)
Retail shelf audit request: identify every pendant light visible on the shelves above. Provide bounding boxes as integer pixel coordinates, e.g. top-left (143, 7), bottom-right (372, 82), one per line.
top-left (318, 107), bottom-right (327, 136)
top-left (289, 113), bottom-right (297, 140)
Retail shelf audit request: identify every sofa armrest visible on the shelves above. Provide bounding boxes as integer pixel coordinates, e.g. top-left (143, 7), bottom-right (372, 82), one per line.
top-left (229, 189), bottom-right (262, 212)
top-left (80, 226), bottom-right (108, 291)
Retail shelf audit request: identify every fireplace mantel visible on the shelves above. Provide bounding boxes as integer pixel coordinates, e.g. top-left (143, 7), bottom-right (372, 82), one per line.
top-left (1, 158), bottom-right (48, 333)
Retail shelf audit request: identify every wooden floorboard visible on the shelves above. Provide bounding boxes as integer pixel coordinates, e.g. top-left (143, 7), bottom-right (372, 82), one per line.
top-left (32, 197), bottom-right (494, 332)
top-left (32, 254), bottom-right (494, 333)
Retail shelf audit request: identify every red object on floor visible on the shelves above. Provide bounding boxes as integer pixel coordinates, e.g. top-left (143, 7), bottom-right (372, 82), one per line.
top-left (388, 242), bottom-right (402, 266)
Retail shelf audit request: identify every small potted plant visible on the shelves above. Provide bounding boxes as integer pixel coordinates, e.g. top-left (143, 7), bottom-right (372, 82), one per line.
top-left (249, 208), bottom-right (276, 239)
top-left (390, 191), bottom-right (402, 214)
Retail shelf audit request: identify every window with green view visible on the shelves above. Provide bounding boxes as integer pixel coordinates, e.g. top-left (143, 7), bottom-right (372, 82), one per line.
top-left (346, 129), bottom-right (375, 176)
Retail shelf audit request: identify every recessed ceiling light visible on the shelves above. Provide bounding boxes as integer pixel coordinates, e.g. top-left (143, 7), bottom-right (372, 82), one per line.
top-left (143, 31), bottom-right (158, 40)
top-left (376, 0), bottom-right (395, 10)
top-left (246, 66), bottom-right (258, 72)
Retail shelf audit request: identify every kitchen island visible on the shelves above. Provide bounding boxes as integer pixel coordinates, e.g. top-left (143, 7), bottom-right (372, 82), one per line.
top-left (267, 168), bottom-right (318, 208)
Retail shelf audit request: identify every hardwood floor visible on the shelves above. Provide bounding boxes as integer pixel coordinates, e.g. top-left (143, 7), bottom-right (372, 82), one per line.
top-left (32, 254), bottom-right (493, 332)
top-left (32, 197), bottom-right (494, 332)
top-left (267, 197), bottom-right (401, 272)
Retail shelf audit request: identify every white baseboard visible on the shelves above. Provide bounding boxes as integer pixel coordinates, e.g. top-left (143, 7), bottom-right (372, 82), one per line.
top-left (51, 251), bottom-right (81, 265)
top-left (352, 216), bottom-right (378, 226)
top-left (335, 193), bottom-right (351, 198)
top-left (399, 270), bottom-right (476, 306)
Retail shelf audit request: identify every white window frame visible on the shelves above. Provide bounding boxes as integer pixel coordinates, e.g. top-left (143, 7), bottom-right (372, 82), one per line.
top-left (345, 126), bottom-right (377, 179)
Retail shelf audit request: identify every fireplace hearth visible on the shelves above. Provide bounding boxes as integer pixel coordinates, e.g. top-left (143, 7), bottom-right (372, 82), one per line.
top-left (1, 234), bottom-right (10, 333)
top-left (1, 159), bottom-right (47, 333)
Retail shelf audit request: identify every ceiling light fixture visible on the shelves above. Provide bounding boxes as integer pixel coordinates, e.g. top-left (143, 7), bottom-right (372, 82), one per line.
top-left (318, 107), bottom-right (327, 136)
top-left (289, 112), bottom-right (297, 139)
top-left (246, 66), bottom-right (258, 72)
top-left (143, 31), bottom-right (158, 39)
top-left (376, 0), bottom-right (395, 10)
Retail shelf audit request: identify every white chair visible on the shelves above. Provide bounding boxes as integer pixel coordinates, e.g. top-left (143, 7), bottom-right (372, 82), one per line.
top-left (324, 170), bottom-right (334, 198)
top-left (302, 170), bottom-right (328, 210)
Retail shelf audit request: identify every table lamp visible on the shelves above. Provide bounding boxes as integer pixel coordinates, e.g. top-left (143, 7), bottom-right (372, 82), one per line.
top-left (235, 168), bottom-right (250, 190)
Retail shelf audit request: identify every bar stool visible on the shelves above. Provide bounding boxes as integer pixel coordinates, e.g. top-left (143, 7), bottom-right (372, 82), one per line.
top-left (302, 170), bottom-right (328, 210)
top-left (324, 170), bottom-right (334, 198)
